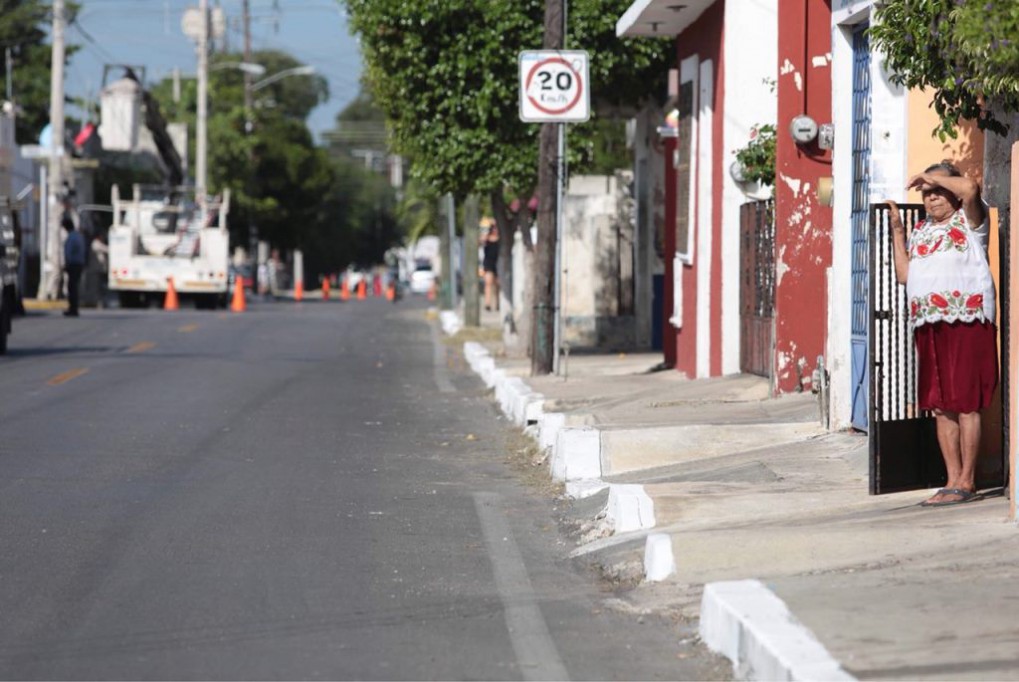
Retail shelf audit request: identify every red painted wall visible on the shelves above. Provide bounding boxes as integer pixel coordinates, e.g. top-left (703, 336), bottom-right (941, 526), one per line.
top-left (674, 1), bottom-right (725, 378)
top-left (773, 0), bottom-right (833, 393)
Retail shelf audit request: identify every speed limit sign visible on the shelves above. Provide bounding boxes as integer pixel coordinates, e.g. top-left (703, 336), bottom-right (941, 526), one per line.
top-left (519, 50), bottom-right (590, 123)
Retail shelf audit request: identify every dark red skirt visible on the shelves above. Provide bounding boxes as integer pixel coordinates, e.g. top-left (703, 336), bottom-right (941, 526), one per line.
top-left (915, 321), bottom-right (998, 413)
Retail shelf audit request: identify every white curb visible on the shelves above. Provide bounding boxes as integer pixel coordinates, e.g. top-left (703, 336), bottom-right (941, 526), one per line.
top-left (512, 390), bottom-right (543, 427)
top-left (523, 394), bottom-right (544, 424)
top-left (439, 310), bottom-right (462, 335)
top-left (538, 412), bottom-right (567, 452)
top-left (699, 580), bottom-right (855, 681)
top-left (551, 426), bottom-right (602, 482)
top-left (643, 533), bottom-right (676, 582)
top-left (463, 341), bottom-right (487, 368)
top-left (477, 357), bottom-right (497, 386)
top-left (485, 367), bottom-right (506, 390)
top-left (605, 484), bottom-right (655, 533)
top-left (564, 479), bottom-right (609, 499)
top-left (497, 377), bottom-right (529, 418)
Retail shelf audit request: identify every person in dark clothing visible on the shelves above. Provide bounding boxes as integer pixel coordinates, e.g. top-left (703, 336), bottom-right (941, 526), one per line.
top-left (63, 212), bottom-right (86, 317)
top-left (482, 221), bottom-right (499, 312)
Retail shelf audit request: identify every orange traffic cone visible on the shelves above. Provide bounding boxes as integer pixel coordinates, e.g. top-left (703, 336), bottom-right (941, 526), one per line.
top-left (340, 277), bottom-right (350, 301)
top-left (356, 280), bottom-right (367, 300)
top-left (427, 281), bottom-right (436, 301)
top-left (294, 279), bottom-right (304, 302)
top-left (164, 277), bottom-right (179, 311)
top-left (322, 278), bottom-right (331, 301)
top-left (385, 282), bottom-right (395, 301)
top-left (230, 278), bottom-right (246, 313)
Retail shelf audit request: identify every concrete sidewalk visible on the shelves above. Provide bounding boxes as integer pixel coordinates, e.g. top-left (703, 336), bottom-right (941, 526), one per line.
top-left (451, 311), bottom-right (1019, 681)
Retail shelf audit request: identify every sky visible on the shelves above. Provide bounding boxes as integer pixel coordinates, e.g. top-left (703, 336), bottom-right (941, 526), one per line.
top-left (64, 0), bottom-right (364, 140)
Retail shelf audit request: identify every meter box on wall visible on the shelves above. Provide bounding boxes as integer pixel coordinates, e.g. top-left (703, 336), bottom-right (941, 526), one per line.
top-left (99, 78), bottom-right (141, 152)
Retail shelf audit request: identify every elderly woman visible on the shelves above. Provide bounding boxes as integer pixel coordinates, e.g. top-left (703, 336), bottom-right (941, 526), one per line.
top-left (886, 162), bottom-right (997, 507)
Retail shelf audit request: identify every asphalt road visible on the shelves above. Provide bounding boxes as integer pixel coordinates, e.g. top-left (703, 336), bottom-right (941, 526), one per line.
top-left (0, 298), bottom-right (727, 681)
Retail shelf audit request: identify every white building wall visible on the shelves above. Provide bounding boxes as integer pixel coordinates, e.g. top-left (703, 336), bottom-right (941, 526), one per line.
top-left (722, 0), bottom-right (778, 376)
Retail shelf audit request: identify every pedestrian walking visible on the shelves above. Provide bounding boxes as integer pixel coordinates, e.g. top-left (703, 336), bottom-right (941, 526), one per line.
top-left (62, 209), bottom-right (86, 317)
top-left (886, 162), bottom-right (997, 507)
top-left (482, 219), bottom-right (499, 312)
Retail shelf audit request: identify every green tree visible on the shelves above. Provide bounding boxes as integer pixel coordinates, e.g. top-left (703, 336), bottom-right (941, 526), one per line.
top-left (344, 0), bottom-right (670, 199)
top-left (1, 0), bottom-right (79, 143)
top-left (870, 1), bottom-right (1019, 138)
top-left (149, 52), bottom-right (334, 254)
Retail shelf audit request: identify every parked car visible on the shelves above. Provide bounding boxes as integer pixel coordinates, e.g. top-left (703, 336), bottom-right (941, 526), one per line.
top-left (409, 261), bottom-right (436, 295)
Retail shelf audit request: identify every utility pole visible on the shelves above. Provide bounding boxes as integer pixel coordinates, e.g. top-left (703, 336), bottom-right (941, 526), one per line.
top-left (463, 195), bottom-right (480, 327)
top-left (441, 193), bottom-right (456, 311)
top-left (195, 0), bottom-right (209, 200)
top-left (242, 0), bottom-right (260, 276)
top-left (39, 0), bottom-right (66, 300)
top-left (531, 0), bottom-right (564, 375)
top-left (4, 47), bottom-right (12, 101)
top-left (242, 0), bottom-right (253, 133)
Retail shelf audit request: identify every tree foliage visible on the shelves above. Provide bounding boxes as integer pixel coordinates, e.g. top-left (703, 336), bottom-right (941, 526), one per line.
top-left (344, 0), bottom-right (672, 198)
top-left (871, 0), bottom-right (1019, 139)
top-left (148, 52), bottom-right (400, 277)
top-left (0, 0), bottom-right (79, 143)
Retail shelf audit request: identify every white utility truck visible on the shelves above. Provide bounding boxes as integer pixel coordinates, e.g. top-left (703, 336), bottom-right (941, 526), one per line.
top-left (108, 185), bottom-right (231, 309)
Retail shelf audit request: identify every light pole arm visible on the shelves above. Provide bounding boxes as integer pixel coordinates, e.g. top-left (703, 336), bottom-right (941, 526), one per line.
top-left (251, 65), bottom-right (315, 92)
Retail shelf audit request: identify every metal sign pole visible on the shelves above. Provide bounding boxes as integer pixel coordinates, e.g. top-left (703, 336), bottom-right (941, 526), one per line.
top-left (553, 121), bottom-right (565, 375)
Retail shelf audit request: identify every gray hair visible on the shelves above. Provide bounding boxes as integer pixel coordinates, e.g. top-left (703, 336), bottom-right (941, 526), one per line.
top-left (924, 161), bottom-right (962, 176)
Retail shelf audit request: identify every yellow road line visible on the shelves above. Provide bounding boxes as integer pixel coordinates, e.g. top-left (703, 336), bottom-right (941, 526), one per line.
top-left (178, 324), bottom-right (199, 333)
top-left (22, 299), bottom-right (68, 311)
top-left (126, 341), bottom-right (157, 354)
top-left (47, 368), bottom-right (89, 386)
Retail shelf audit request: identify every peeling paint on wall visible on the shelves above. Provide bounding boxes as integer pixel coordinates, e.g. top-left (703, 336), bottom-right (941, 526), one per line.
top-left (775, 244), bottom-right (790, 286)
top-left (811, 55), bottom-right (829, 68)
top-left (780, 174), bottom-right (802, 195)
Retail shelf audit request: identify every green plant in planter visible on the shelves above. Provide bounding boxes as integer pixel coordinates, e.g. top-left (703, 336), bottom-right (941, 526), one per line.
top-left (733, 124), bottom-right (776, 186)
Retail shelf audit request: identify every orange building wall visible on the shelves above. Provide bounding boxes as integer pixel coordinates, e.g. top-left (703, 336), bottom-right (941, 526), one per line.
top-left (906, 88), bottom-right (983, 183)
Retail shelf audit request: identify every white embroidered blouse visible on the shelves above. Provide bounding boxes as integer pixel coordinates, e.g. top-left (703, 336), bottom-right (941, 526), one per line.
top-left (906, 208), bottom-right (995, 327)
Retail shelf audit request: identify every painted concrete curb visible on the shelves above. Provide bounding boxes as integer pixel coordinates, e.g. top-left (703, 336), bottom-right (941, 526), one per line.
top-left (605, 484), bottom-right (655, 533)
top-left (550, 426), bottom-right (602, 482)
top-left (439, 310), bottom-right (462, 336)
top-left (564, 479), bottom-right (609, 499)
top-left (643, 533), bottom-right (676, 582)
top-left (699, 579), bottom-right (855, 681)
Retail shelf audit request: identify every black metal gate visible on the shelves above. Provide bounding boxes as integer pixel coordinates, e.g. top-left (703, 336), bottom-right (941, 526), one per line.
top-left (740, 200), bottom-right (775, 378)
top-left (870, 203), bottom-right (1009, 494)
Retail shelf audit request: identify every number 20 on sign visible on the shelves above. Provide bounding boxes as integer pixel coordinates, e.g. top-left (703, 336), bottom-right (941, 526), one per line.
top-left (518, 50), bottom-right (590, 123)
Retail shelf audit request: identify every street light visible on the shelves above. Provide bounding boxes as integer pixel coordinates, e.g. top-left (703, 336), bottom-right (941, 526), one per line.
top-left (211, 61), bottom-right (266, 76)
top-left (251, 65), bottom-right (315, 92)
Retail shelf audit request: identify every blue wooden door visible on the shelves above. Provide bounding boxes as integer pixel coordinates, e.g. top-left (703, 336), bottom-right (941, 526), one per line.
top-left (850, 25), bottom-right (872, 431)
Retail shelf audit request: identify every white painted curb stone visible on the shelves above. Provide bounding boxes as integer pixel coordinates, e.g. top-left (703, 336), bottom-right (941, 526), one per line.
top-left (485, 367), bottom-right (506, 390)
top-left (551, 426), bottom-right (602, 481)
top-left (538, 412), bottom-right (567, 452)
top-left (565, 479), bottom-right (609, 499)
top-left (511, 389), bottom-right (542, 426)
top-left (476, 357), bottom-right (497, 386)
top-left (439, 310), bottom-right (462, 336)
top-left (497, 377), bottom-right (529, 418)
top-left (523, 394), bottom-right (544, 424)
top-left (463, 341), bottom-right (487, 368)
top-left (643, 533), bottom-right (676, 582)
top-left (699, 580), bottom-right (855, 681)
top-left (605, 484), bottom-right (655, 533)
